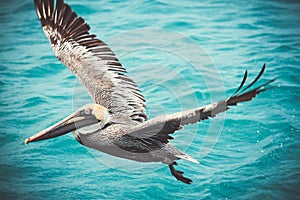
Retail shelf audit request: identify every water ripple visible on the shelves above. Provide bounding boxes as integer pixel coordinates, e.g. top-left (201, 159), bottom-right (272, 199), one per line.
top-left (0, 0), bottom-right (299, 199)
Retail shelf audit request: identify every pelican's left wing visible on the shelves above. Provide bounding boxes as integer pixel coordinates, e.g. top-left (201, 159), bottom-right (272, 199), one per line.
top-left (118, 65), bottom-right (275, 148)
top-left (34, 0), bottom-right (147, 122)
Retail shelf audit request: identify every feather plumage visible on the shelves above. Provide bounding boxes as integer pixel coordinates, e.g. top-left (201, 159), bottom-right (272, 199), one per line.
top-left (34, 0), bottom-right (147, 122)
top-left (121, 66), bottom-right (275, 149)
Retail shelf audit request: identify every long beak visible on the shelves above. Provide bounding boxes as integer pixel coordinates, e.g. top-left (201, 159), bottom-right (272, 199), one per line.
top-left (25, 111), bottom-right (98, 144)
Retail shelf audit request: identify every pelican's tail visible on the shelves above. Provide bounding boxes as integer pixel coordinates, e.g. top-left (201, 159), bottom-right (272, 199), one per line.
top-left (175, 153), bottom-right (199, 164)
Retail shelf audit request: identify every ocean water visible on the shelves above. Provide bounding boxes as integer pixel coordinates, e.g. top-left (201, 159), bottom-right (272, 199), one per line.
top-left (0, 0), bottom-right (299, 199)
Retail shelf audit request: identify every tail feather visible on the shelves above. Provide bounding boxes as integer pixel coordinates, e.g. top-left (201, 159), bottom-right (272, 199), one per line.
top-left (175, 154), bottom-right (199, 164)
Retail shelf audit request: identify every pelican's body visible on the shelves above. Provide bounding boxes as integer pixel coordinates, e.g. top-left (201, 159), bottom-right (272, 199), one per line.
top-left (75, 126), bottom-right (186, 164)
top-left (26, 0), bottom-right (275, 184)
top-left (72, 108), bottom-right (197, 165)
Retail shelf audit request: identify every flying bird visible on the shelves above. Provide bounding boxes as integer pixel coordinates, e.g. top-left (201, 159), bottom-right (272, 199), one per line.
top-left (26, 0), bottom-right (275, 184)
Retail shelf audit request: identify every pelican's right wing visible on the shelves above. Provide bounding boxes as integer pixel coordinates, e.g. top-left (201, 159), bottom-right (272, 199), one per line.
top-left (121, 65), bottom-right (275, 146)
top-left (34, 0), bottom-right (147, 122)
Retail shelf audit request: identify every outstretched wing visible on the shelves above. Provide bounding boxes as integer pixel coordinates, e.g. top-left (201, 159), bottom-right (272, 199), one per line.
top-left (34, 0), bottom-right (147, 122)
top-left (119, 64), bottom-right (275, 149)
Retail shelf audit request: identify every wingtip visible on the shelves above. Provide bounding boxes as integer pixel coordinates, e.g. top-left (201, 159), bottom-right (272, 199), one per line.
top-left (232, 69), bottom-right (248, 96)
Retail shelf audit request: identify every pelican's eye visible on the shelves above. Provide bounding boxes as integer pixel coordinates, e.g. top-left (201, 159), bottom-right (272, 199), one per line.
top-left (80, 108), bottom-right (92, 115)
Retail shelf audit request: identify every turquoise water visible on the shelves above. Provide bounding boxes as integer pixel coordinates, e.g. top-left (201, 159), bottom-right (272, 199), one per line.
top-left (1, 0), bottom-right (299, 199)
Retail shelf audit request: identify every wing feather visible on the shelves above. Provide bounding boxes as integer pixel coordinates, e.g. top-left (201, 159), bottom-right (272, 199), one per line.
top-left (34, 0), bottom-right (147, 122)
top-left (120, 65), bottom-right (275, 149)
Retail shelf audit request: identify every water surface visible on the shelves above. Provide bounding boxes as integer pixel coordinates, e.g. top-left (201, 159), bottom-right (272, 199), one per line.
top-left (0, 0), bottom-right (299, 199)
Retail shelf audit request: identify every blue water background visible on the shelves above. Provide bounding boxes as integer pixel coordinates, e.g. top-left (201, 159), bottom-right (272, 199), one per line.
top-left (0, 0), bottom-right (299, 199)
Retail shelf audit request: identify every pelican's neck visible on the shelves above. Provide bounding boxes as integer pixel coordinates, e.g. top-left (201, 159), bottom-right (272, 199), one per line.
top-left (92, 104), bottom-right (110, 127)
top-left (72, 122), bottom-right (102, 145)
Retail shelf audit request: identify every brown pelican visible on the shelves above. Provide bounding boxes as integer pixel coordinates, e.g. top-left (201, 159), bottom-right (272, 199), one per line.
top-left (26, 0), bottom-right (275, 184)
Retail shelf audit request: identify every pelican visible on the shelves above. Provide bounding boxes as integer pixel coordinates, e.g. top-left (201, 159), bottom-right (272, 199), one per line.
top-left (26, 0), bottom-right (275, 184)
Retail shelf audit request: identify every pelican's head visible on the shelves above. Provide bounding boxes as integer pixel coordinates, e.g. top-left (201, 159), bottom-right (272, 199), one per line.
top-left (24, 103), bottom-right (110, 144)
